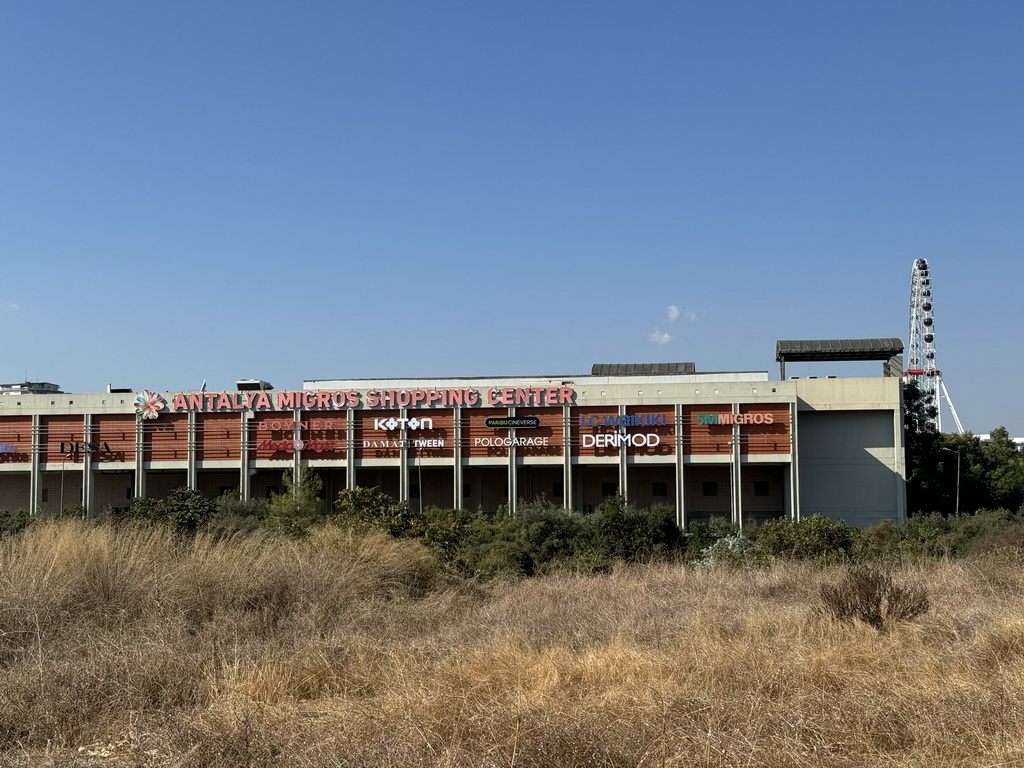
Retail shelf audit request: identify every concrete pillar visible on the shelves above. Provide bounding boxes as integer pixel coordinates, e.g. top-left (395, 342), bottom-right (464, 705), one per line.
top-left (675, 404), bottom-right (686, 530)
top-left (618, 405), bottom-right (628, 502)
top-left (562, 405), bottom-right (573, 512)
top-left (29, 415), bottom-right (41, 515)
top-left (453, 405), bottom-right (463, 510)
top-left (240, 412), bottom-right (251, 501)
top-left (83, 414), bottom-right (94, 516)
top-left (186, 411), bottom-right (197, 490)
top-left (346, 409), bottom-right (356, 490)
top-left (134, 416), bottom-right (146, 500)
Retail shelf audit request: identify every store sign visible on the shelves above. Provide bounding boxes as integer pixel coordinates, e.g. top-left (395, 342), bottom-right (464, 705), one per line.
top-left (59, 441), bottom-right (115, 460)
top-left (165, 385), bottom-right (577, 413)
top-left (362, 438), bottom-right (447, 449)
top-left (0, 444), bottom-right (17, 453)
top-left (373, 417), bottom-right (434, 431)
top-left (695, 413), bottom-right (775, 425)
top-left (486, 417), bottom-right (540, 429)
top-left (257, 419), bottom-right (336, 431)
top-left (474, 436), bottom-right (550, 447)
top-left (581, 433), bottom-right (661, 448)
top-left (257, 440), bottom-right (335, 453)
top-left (579, 414), bottom-right (667, 427)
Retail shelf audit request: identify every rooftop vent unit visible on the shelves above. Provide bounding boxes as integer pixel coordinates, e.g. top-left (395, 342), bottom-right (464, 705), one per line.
top-left (236, 379), bottom-right (274, 391)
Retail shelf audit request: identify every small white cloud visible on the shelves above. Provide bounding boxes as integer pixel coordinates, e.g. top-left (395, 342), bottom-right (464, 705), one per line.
top-left (666, 305), bottom-right (680, 322)
top-left (3, 303), bottom-right (20, 312)
top-left (649, 328), bottom-right (673, 345)
top-left (683, 310), bottom-right (696, 322)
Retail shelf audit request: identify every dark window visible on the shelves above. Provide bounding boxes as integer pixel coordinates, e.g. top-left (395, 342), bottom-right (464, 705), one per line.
top-left (410, 484), bottom-right (421, 499)
top-left (702, 481), bottom-right (718, 497)
top-left (652, 481), bottom-right (668, 497)
top-left (754, 480), bottom-right (770, 496)
top-left (41, 488), bottom-right (48, 502)
top-left (126, 487), bottom-right (133, 500)
top-left (503, 482), bottom-right (509, 498)
top-left (552, 482), bottom-right (564, 498)
top-left (218, 486), bottom-right (234, 497)
top-left (463, 482), bottom-right (472, 497)
top-left (266, 485), bottom-right (279, 498)
top-left (602, 482), bottom-right (618, 497)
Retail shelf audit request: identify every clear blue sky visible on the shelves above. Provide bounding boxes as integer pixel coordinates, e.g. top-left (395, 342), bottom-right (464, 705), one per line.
top-left (2, 2), bottom-right (1022, 436)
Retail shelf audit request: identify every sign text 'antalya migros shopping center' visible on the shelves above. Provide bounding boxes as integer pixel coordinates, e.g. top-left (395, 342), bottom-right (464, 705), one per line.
top-left (160, 386), bottom-right (577, 414)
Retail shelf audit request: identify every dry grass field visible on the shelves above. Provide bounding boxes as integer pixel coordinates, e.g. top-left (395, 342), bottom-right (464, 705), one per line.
top-left (1, 519), bottom-right (1023, 767)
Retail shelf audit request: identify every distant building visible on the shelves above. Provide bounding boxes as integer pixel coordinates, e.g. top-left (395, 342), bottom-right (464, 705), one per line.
top-left (1, 382), bottom-right (63, 395)
top-left (0, 340), bottom-right (908, 527)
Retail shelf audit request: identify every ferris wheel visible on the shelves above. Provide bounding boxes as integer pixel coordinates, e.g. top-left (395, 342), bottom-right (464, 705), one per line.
top-left (904, 259), bottom-right (964, 433)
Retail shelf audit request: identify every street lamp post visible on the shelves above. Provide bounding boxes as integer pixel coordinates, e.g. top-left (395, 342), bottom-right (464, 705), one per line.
top-left (941, 447), bottom-right (961, 516)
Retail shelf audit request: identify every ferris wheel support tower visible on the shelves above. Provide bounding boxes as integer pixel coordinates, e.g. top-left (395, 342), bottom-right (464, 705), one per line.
top-left (903, 259), bottom-right (964, 433)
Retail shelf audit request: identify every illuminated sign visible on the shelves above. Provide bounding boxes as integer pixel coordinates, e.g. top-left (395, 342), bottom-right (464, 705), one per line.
top-left (695, 413), bottom-right (775, 425)
top-left (579, 414), bottom-right (667, 427)
top-left (362, 438), bottom-right (447, 449)
top-left (257, 419), bottom-right (336, 431)
top-left (0, 444), bottom-right (16, 453)
top-left (167, 386), bottom-right (576, 413)
top-left (486, 417), bottom-right (540, 429)
top-left (474, 436), bottom-right (551, 447)
top-left (581, 433), bottom-right (661, 448)
top-left (373, 417), bottom-right (434, 431)
top-left (257, 440), bottom-right (335, 453)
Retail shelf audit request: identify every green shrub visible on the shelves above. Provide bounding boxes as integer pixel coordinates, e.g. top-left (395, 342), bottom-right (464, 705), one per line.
top-left (684, 516), bottom-right (738, 562)
top-left (332, 486), bottom-right (419, 537)
top-left (0, 508), bottom-right (30, 536)
top-left (591, 497), bottom-right (683, 562)
top-left (749, 515), bottom-right (859, 564)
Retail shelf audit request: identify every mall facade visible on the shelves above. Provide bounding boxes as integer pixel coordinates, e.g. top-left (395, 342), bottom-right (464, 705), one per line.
top-left (0, 345), bottom-right (908, 528)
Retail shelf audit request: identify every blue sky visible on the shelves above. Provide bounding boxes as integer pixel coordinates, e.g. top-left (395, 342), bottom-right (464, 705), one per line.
top-left (2, 2), bottom-right (1022, 435)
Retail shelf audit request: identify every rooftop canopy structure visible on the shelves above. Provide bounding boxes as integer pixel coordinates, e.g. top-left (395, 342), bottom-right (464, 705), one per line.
top-left (775, 338), bottom-right (904, 380)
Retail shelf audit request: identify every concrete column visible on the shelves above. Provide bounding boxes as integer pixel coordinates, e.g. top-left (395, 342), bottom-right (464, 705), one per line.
top-left (618, 405), bottom-right (628, 502)
top-left (398, 408), bottom-right (409, 503)
top-left (675, 404), bottom-right (686, 530)
top-left (732, 404), bottom-right (742, 529)
top-left (186, 411), bottom-right (197, 490)
top-left (346, 409), bottom-right (356, 489)
top-left (29, 414), bottom-right (41, 515)
top-left (507, 407), bottom-right (517, 515)
top-left (292, 410), bottom-right (302, 490)
top-left (134, 416), bottom-right (146, 499)
top-left (239, 412), bottom-right (251, 501)
top-left (562, 405), bottom-right (573, 512)
top-left (789, 402), bottom-right (800, 521)
top-left (83, 414), bottom-right (94, 516)
top-left (453, 405), bottom-right (463, 510)
top-left (893, 406), bottom-right (907, 523)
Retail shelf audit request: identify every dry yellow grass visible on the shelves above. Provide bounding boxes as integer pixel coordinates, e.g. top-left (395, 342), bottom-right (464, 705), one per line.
top-left (1, 520), bottom-right (1024, 766)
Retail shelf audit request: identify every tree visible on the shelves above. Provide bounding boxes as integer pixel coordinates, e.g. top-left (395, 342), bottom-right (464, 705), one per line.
top-left (265, 466), bottom-right (325, 534)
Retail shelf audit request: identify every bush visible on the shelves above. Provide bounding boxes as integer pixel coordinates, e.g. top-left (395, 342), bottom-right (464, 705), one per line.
top-left (820, 565), bottom-right (930, 630)
top-left (0, 508), bottom-right (30, 536)
top-left (117, 488), bottom-right (216, 535)
top-left (749, 515), bottom-right (859, 564)
top-left (591, 497), bottom-right (683, 562)
top-left (332, 486), bottom-right (419, 537)
top-left (684, 516), bottom-right (738, 562)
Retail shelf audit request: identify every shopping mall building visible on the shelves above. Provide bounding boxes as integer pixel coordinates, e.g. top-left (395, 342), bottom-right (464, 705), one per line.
top-left (0, 340), bottom-right (908, 528)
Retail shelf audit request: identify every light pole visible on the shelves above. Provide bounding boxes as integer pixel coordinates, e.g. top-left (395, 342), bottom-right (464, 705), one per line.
top-left (941, 447), bottom-right (961, 516)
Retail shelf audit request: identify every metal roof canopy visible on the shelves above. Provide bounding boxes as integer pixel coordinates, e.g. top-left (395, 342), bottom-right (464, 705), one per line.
top-left (591, 362), bottom-right (696, 376)
top-left (775, 338), bottom-right (904, 380)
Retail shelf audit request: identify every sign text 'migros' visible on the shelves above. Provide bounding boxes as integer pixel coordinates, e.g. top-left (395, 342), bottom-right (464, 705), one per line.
top-left (695, 413), bottom-right (776, 425)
